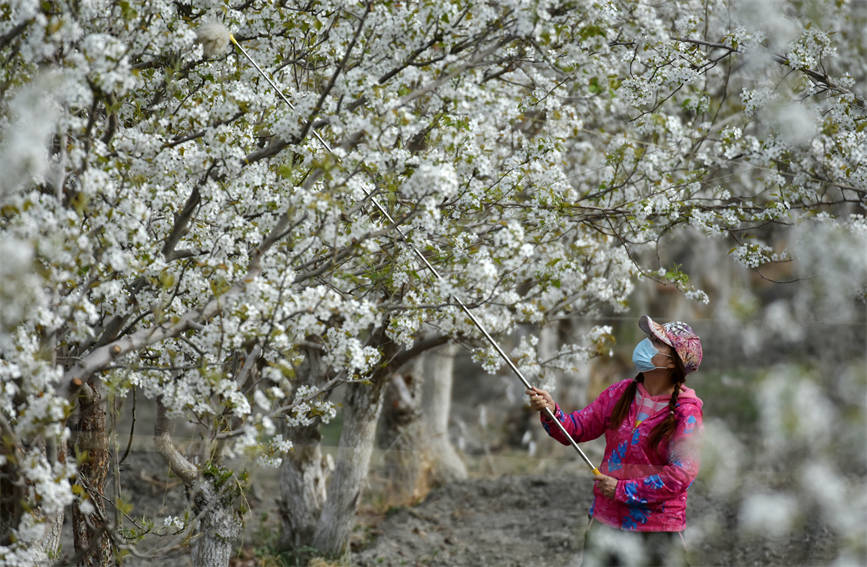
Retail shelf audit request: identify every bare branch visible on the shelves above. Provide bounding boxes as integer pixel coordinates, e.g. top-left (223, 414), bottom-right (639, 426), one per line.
top-left (670, 36), bottom-right (865, 108)
top-left (162, 163), bottom-right (218, 261)
top-left (154, 398), bottom-right (198, 484)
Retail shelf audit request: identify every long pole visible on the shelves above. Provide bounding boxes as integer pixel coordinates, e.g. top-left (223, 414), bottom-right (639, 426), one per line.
top-left (229, 35), bottom-right (601, 476)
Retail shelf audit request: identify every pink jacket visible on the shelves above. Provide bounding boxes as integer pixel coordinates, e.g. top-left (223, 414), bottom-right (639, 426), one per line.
top-left (540, 378), bottom-right (702, 532)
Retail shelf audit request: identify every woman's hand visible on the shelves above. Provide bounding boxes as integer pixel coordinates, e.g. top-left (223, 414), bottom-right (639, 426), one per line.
top-left (593, 474), bottom-right (617, 499)
top-left (525, 387), bottom-right (555, 414)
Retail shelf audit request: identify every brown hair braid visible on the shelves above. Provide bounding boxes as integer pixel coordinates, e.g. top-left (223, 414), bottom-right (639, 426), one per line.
top-left (609, 375), bottom-right (641, 428)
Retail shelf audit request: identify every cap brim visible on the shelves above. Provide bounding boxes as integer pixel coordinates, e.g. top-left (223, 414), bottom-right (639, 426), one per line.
top-left (638, 315), bottom-right (672, 347)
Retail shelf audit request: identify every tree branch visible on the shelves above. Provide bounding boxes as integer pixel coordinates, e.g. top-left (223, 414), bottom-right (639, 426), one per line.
top-left (671, 36), bottom-right (865, 108)
top-left (297, 2), bottom-right (371, 143)
top-left (154, 398), bottom-right (198, 485)
top-left (0, 20), bottom-right (30, 51)
top-left (162, 163), bottom-right (217, 261)
top-left (384, 334), bottom-right (450, 373)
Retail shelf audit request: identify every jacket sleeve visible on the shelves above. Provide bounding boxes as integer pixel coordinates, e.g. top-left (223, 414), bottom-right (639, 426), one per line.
top-left (613, 404), bottom-right (703, 505)
top-left (539, 381), bottom-right (626, 445)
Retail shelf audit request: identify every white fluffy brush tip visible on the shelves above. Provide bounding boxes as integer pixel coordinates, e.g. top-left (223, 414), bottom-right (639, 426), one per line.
top-left (197, 22), bottom-right (231, 57)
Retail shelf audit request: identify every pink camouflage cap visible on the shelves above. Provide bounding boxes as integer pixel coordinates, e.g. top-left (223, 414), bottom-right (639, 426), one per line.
top-left (639, 315), bottom-right (703, 374)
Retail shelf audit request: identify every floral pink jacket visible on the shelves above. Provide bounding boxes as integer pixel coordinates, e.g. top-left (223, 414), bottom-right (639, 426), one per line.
top-left (541, 378), bottom-right (703, 532)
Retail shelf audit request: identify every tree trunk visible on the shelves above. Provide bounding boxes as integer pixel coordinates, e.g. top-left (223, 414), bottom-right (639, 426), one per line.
top-left (312, 377), bottom-right (387, 556)
top-left (154, 399), bottom-right (239, 567)
top-left (278, 424), bottom-right (328, 551)
top-left (40, 335), bottom-right (65, 559)
top-left (0, 443), bottom-right (25, 547)
top-left (191, 478), bottom-right (241, 567)
top-left (70, 379), bottom-right (112, 567)
top-left (379, 343), bottom-right (467, 508)
top-left (278, 342), bottom-right (333, 554)
top-left (43, 511), bottom-right (64, 560)
top-left (380, 357), bottom-right (426, 507)
top-left (0, 442), bottom-right (65, 560)
top-left (284, 334), bottom-right (446, 556)
top-left (421, 343), bottom-right (467, 482)
top-left (42, 438), bottom-right (65, 559)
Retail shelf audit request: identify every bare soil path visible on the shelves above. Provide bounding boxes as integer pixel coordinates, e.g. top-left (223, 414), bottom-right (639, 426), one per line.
top-left (353, 473), bottom-right (839, 567)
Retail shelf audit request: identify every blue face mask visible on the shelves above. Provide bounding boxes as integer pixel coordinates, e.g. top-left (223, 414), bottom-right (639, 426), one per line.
top-left (632, 338), bottom-right (667, 372)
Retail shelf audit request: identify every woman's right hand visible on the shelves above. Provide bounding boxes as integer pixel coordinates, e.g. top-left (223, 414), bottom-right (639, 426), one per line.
top-left (525, 387), bottom-right (555, 414)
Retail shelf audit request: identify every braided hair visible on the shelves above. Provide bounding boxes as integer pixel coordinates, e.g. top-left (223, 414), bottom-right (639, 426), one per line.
top-left (609, 350), bottom-right (688, 449)
top-left (647, 356), bottom-right (686, 448)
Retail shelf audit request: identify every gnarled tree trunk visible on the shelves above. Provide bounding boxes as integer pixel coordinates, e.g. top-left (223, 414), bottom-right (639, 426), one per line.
top-left (155, 399), bottom-right (240, 567)
top-left (312, 376), bottom-right (388, 557)
top-left (42, 437), bottom-right (66, 559)
top-left (0, 436), bottom-right (25, 548)
top-left (278, 342), bottom-right (332, 555)
top-left (70, 378), bottom-right (112, 566)
top-left (379, 344), bottom-right (467, 509)
top-left (380, 357), bottom-right (427, 507)
top-left (278, 424), bottom-right (328, 550)
top-left (280, 333), bottom-right (448, 556)
top-left (191, 478), bottom-right (241, 567)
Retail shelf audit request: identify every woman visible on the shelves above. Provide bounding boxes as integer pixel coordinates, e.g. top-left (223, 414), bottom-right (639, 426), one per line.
top-left (527, 315), bottom-right (703, 566)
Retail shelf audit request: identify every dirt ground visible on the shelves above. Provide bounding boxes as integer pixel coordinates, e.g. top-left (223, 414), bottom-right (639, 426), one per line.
top-left (69, 452), bottom-right (841, 567)
top-left (350, 471), bottom-right (840, 567)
